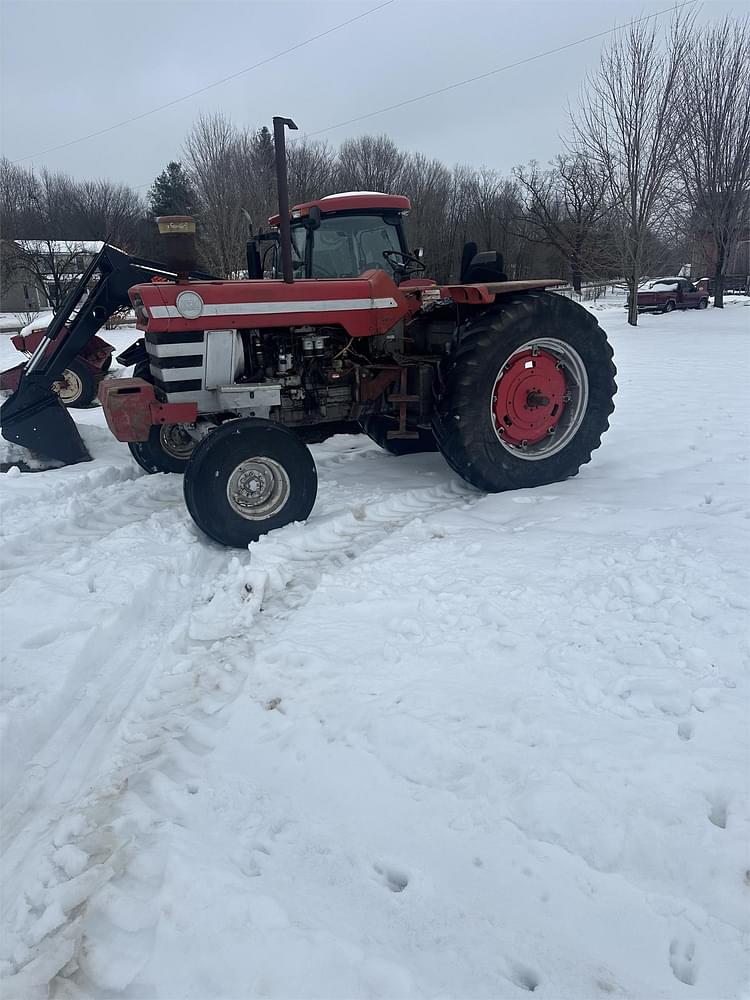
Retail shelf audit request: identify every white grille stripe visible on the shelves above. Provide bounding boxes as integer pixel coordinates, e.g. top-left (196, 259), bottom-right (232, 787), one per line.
top-left (152, 366), bottom-right (205, 382)
top-left (149, 297), bottom-right (398, 320)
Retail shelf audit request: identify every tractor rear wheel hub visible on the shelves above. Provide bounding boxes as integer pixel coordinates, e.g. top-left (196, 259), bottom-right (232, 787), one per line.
top-left (493, 349), bottom-right (567, 446)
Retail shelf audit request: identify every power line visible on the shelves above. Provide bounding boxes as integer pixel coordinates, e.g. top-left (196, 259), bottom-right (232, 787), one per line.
top-left (302, 0), bottom-right (696, 138)
top-left (11, 0), bottom-right (394, 165)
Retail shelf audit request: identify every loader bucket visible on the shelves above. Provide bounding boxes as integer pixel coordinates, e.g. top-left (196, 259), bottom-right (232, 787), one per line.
top-left (0, 382), bottom-right (91, 464)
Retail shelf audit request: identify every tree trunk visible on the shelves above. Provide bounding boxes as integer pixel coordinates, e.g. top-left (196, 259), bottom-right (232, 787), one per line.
top-left (627, 275), bottom-right (639, 326)
top-left (713, 244), bottom-right (725, 309)
top-left (571, 257), bottom-right (582, 295)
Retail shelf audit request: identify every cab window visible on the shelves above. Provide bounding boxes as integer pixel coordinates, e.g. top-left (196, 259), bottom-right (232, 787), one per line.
top-left (290, 214), bottom-right (402, 279)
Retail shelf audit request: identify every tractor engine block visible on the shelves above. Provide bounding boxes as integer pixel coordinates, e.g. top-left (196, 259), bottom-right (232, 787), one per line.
top-left (146, 325), bottom-right (362, 426)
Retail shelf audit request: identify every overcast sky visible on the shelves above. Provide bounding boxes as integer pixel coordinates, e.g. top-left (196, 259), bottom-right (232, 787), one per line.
top-left (0, 0), bottom-right (741, 193)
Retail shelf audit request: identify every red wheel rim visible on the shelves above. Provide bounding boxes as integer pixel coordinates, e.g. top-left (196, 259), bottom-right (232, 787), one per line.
top-left (492, 349), bottom-right (567, 446)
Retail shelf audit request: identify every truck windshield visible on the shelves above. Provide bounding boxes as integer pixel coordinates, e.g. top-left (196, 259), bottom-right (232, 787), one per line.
top-left (289, 214), bottom-right (402, 279)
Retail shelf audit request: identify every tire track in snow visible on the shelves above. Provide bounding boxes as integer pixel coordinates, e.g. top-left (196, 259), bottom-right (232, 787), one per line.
top-left (1, 480), bottom-right (478, 994)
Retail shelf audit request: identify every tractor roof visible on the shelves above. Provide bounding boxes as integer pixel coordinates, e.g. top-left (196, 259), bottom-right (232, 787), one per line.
top-left (269, 192), bottom-right (410, 225)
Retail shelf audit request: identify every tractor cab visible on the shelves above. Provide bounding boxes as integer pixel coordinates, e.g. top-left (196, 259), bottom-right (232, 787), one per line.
top-left (251, 192), bottom-right (424, 283)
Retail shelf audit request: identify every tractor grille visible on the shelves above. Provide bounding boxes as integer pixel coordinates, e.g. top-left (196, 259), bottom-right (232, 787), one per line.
top-left (145, 331), bottom-right (205, 395)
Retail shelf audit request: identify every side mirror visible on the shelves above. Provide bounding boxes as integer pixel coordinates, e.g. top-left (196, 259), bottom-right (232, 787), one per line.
top-left (307, 205), bottom-right (321, 230)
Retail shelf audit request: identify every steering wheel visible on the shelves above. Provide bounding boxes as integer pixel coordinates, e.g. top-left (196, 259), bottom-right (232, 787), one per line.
top-left (383, 249), bottom-right (427, 275)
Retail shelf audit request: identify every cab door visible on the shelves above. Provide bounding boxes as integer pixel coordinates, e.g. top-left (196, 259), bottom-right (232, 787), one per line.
top-left (682, 280), bottom-right (700, 308)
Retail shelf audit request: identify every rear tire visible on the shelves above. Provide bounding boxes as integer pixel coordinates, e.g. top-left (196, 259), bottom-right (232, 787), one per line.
top-left (697, 298), bottom-right (708, 310)
top-left (183, 418), bottom-right (318, 548)
top-left (128, 424), bottom-right (196, 475)
top-left (664, 300), bottom-right (675, 313)
top-left (432, 291), bottom-right (616, 493)
top-left (53, 358), bottom-right (98, 408)
top-left (362, 414), bottom-right (437, 456)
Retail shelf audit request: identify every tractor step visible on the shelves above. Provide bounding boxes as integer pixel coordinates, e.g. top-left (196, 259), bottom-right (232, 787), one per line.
top-left (387, 371), bottom-right (420, 441)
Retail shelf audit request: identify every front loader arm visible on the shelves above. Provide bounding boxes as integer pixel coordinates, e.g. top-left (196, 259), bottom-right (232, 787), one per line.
top-left (21, 245), bottom-right (212, 387)
top-left (0, 244), bottom-right (214, 465)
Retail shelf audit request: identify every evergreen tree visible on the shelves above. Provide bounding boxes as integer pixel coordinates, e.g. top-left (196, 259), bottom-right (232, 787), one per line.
top-left (147, 161), bottom-right (197, 218)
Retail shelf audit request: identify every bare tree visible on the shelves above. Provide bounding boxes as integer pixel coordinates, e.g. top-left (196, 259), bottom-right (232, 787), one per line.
top-left (71, 179), bottom-right (145, 250)
top-left (572, 16), bottom-right (692, 324)
top-left (0, 159), bottom-right (41, 237)
top-left (400, 153), bottom-right (454, 280)
top-left (10, 240), bottom-right (94, 310)
top-left (287, 139), bottom-right (336, 206)
top-left (516, 154), bottom-right (611, 292)
top-left (336, 135), bottom-right (406, 193)
top-left (184, 113), bottom-right (250, 276)
top-left (677, 17), bottom-right (750, 307)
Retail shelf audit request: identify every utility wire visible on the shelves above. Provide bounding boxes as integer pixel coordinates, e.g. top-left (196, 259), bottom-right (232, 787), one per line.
top-left (302, 0), bottom-right (696, 138)
top-left (11, 0), bottom-right (394, 164)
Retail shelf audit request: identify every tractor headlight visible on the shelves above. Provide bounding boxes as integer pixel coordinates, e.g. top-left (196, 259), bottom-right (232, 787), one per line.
top-left (175, 290), bottom-right (204, 320)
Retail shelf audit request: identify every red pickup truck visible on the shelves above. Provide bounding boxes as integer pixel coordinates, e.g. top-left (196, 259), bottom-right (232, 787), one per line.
top-left (632, 277), bottom-right (710, 314)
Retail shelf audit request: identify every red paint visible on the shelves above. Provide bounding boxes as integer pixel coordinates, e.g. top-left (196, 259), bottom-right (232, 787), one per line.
top-left (0, 363), bottom-right (26, 392)
top-left (269, 193), bottom-right (411, 225)
top-left (98, 378), bottom-right (197, 442)
top-left (493, 350), bottom-right (567, 446)
top-left (132, 273), bottom-right (568, 343)
top-left (1, 327), bottom-right (114, 391)
top-left (132, 270), bottom-right (413, 339)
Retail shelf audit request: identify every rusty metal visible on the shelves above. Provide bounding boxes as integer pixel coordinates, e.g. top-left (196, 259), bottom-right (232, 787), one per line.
top-left (98, 378), bottom-right (198, 442)
top-left (156, 216), bottom-right (197, 281)
top-left (441, 278), bottom-right (566, 305)
top-left (387, 368), bottom-right (419, 440)
top-left (357, 367), bottom-right (401, 403)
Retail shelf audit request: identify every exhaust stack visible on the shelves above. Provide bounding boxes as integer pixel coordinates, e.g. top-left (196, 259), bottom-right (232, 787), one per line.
top-left (272, 116), bottom-right (298, 284)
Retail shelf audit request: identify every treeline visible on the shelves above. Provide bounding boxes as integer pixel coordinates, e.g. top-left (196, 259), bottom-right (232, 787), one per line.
top-left (0, 132), bottom-right (622, 290)
top-left (1, 13), bottom-right (748, 324)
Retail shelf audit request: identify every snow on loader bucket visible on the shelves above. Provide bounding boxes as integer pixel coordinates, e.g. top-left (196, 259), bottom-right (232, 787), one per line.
top-left (0, 244), bottom-right (212, 465)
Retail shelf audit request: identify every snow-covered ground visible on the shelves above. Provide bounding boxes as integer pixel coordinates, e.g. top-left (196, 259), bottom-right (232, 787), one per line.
top-left (1, 300), bottom-right (748, 999)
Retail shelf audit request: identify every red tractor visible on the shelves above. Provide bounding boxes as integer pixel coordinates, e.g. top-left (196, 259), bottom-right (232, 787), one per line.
top-left (1, 118), bottom-right (616, 548)
top-left (0, 321), bottom-right (114, 407)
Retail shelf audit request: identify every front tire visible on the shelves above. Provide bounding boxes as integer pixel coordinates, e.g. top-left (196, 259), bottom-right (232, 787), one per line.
top-left (664, 300), bottom-right (675, 313)
top-left (432, 291), bottom-right (616, 493)
top-left (128, 423), bottom-right (196, 474)
top-left (183, 418), bottom-right (318, 548)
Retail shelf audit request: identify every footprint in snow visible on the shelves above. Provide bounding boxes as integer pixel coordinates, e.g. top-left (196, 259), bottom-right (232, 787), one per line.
top-left (677, 720), bottom-right (693, 741)
top-left (507, 962), bottom-right (540, 992)
top-left (669, 938), bottom-right (697, 986)
top-left (707, 797), bottom-right (728, 830)
top-left (373, 862), bottom-right (409, 893)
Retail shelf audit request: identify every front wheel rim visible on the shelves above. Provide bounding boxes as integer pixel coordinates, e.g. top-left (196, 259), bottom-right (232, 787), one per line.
top-left (53, 369), bottom-right (83, 404)
top-left (226, 456), bottom-right (291, 520)
top-left (490, 338), bottom-right (589, 461)
top-left (159, 424), bottom-right (195, 460)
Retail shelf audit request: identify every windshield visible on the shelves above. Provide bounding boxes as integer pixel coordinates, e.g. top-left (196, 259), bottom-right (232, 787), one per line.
top-left (289, 214), bottom-right (403, 279)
